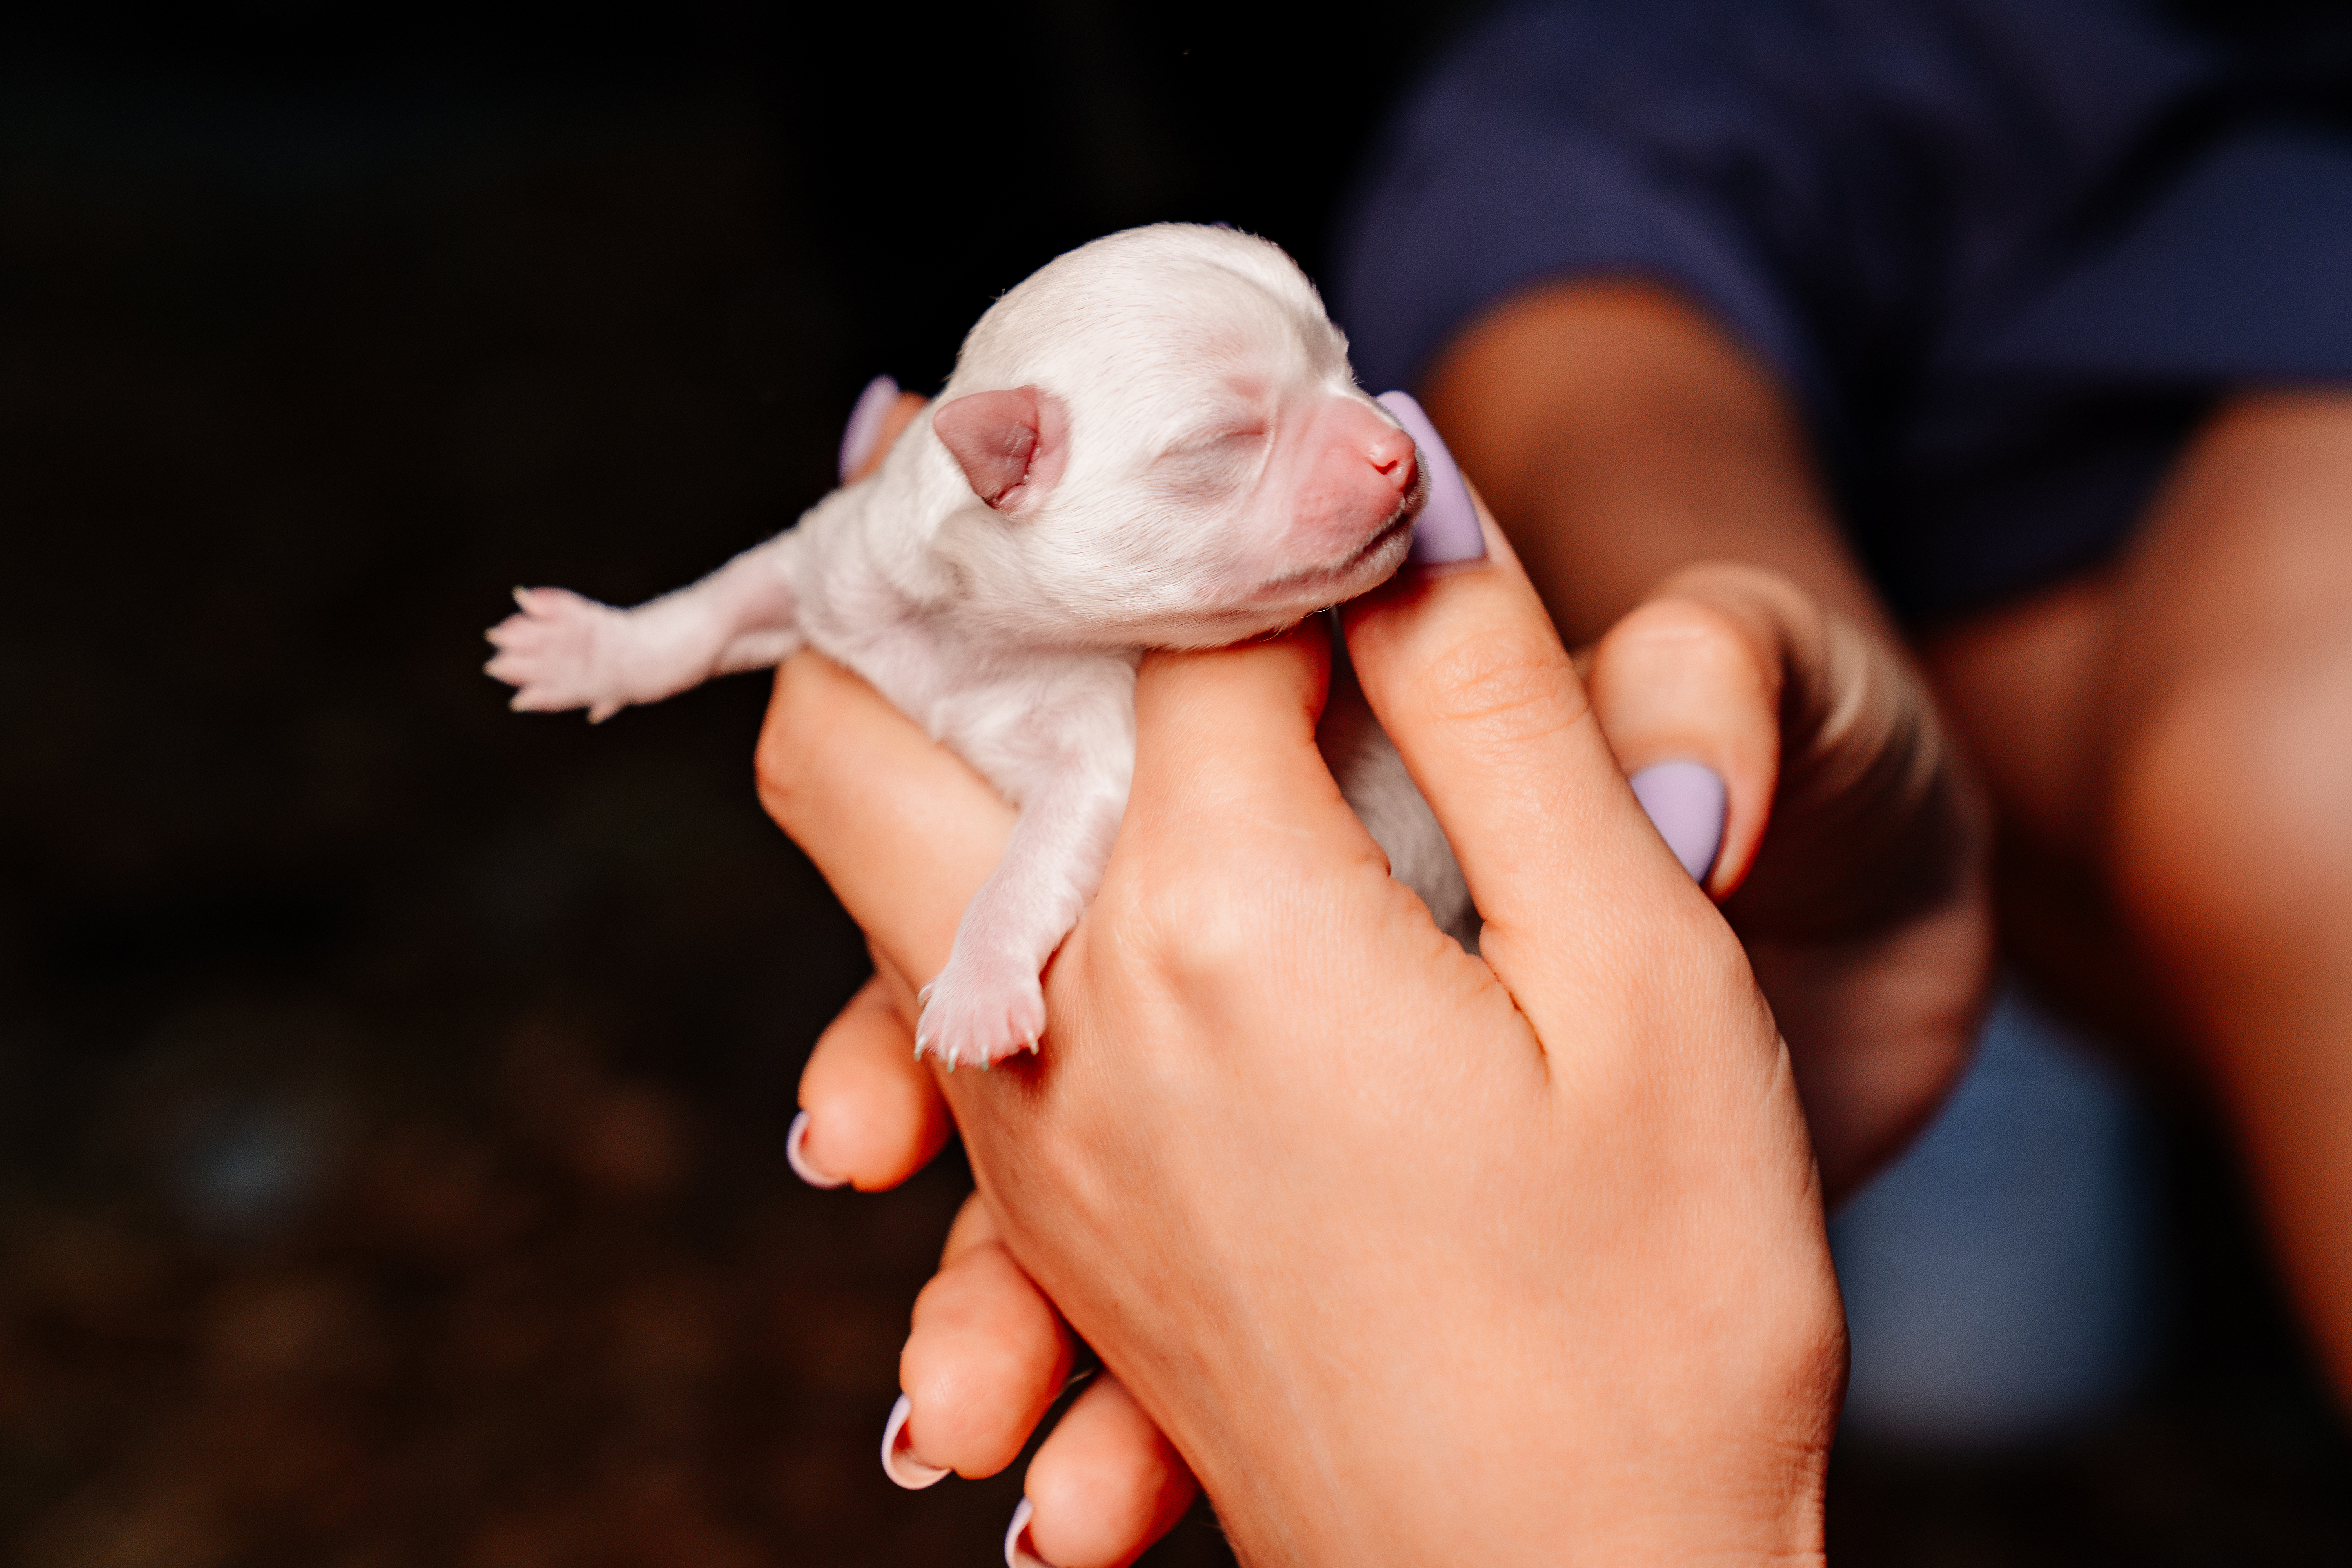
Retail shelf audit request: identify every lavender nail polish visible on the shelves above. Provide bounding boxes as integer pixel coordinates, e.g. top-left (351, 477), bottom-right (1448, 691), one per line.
top-left (881, 1392), bottom-right (952, 1489)
top-left (1004, 1497), bottom-right (1053, 1568)
top-left (1630, 760), bottom-right (1727, 883)
top-left (786, 1109), bottom-right (847, 1189)
top-left (838, 374), bottom-right (902, 484)
top-left (1375, 390), bottom-right (1485, 565)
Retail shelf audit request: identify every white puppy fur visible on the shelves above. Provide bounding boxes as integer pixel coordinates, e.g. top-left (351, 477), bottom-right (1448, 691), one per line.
top-left (487, 224), bottom-right (1468, 1066)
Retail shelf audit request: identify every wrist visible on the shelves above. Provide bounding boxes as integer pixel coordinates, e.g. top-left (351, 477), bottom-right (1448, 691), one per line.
top-left (1203, 1404), bottom-right (1833, 1568)
top-left (1123, 1281), bottom-right (1840, 1567)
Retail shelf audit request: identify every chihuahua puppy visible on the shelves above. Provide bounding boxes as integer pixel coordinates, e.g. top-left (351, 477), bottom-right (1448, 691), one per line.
top-left (486, 224), bottom-right (1473, 1066)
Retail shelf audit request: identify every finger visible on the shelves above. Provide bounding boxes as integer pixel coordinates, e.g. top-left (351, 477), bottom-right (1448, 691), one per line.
top-left (756, 652), bottom-right (1012, 989)
top-left (1014, 1373), bottom-right (1198, 1568)
top-left (896, 1223), bottom-right (1076, 1481)
top-left (864, 938), bottom-right (927, 1038)
top-left (1584, 588), bottom-right (1784, 897)
top-left (841, 378), bottom-right (932, 484)
top-left (940, 1189), bottom-right (1002, 1265)
top-left (857, 391), bottom-right (930, 482)
top-left (790, 976), bottom-right (952, 1191)
top-left (1105, 623), bottom-right (1468, 1016)
top-left (1341, 492), bottom-right (1745, 1053)
top-left (1118, 621), bottom-right (1377, 893)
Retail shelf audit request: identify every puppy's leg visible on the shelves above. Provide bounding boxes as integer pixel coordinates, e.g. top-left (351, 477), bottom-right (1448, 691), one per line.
top-left (486, 531), bottom-right (804, 721)
top-left (919, 672), bottom-right (1135, 1067)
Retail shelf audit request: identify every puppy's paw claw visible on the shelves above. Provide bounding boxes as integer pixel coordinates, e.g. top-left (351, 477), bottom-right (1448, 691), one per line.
top-left (915, 957), bottom-right (1047, 1068)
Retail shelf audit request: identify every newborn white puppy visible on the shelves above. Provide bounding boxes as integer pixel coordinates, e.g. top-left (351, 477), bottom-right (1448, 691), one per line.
top-left (486, 223), bottom-right (1471, 1067)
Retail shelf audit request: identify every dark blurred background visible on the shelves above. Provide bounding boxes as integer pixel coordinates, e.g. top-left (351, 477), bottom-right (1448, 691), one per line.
top-left (0, 4), bottom-right (2347, 1565)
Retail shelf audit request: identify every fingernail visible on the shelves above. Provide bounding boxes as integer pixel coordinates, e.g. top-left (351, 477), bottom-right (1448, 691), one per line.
top-left (839, 373), bottom-right (902, 483)
top-left (1630, 761), bottom-right (1727, 884)
top-left (1005, 1497), bottom-right (1055, 1567)
top-left (785, 1109), bottom-right (848, 1189)
top-left (881, 1392), bottom-right (951, 1489)
top-left (1375, 390), bottom-right (1485, 565)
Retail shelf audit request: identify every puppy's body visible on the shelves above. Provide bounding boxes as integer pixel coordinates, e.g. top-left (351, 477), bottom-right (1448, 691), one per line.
top-left (489, 225), bottom-right (1467, 1065)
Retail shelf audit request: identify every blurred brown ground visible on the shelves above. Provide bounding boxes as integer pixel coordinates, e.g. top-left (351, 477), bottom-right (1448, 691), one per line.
top-left (0, 5), bottom-right (2347, 1566)
top-left (0, 73), bottom-right (1062, 1568)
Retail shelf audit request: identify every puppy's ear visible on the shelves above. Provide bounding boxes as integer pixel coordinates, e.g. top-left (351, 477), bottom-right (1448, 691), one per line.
top-left (933, 387), bottom-right (1067, 511)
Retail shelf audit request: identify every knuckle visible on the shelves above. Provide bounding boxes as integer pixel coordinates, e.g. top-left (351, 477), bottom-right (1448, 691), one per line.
top-left (909, 1247), bottom-right (1047, 1352)
top-left (751, 715), bottom-right (817, 828)
top-left (1091, 813), bottom-right (1321, 983)
top-left (2120, 658), bottom-right (2352, 921)
top-left (1597, 597), bottom-right (1765, 686)
top-left (1094, 867), bottom-right (1252, 992)
top-left (1421, 626), bottom-right (1585, 745)
top-left (1099, 822), bottom-right (1334, 987)
top-left (1610, 594), bottom-right (1746, 652)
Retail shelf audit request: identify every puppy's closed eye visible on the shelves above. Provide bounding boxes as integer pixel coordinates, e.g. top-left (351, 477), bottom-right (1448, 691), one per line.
top-left (486, 223), bottom-right (1466, 1071)
top-left (1154, 428), bottom-right (1268, 495)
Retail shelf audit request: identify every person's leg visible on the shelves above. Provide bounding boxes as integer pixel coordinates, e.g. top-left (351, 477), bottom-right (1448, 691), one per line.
top-left (2101, 391), bottom-right (2352, 1390)
top-left (1934, 389), bottom-right (2352, 1393)
top-left (1924, 575), bottom-right (2203, 1068)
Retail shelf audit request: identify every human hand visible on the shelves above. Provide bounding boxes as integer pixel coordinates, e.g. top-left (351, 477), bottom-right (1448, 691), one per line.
top-left (1580, 563), bottom-right (1992, 1192)
top-left (782, 556), bottom-right (1991, 1203)
top-left (810, 369), bottom-right (1985, 1190)
top-left (794, 368), bottom-right (1964, 1558)
top-left (791, 372), bottom-right (1971, 1560)
top-left (762, 505), bottom-right (1844, 1565)
top-left (783, 563), bottom-right (1974, 1565)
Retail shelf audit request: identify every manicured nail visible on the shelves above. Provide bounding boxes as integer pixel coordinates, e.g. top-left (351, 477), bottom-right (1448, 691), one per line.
top-left (1375, 390), bottom-right (1485, 565)
top-left (839, 374), bottom-right (902, 484)
top-left (1004, 1497), bottom-right (1055, 1567)
top-left (785, 1109), bottom-right (847, 1189)
top-left (881, 1392), bottom-right (951, 1489)
top-left (1630, 761), bottom-right (1727, 884)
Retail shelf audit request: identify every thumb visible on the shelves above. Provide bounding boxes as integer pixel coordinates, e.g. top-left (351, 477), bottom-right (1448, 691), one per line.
top-left (1582, 566), bottom-right (1810, 899)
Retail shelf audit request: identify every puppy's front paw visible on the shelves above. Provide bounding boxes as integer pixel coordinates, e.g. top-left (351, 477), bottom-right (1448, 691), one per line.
top-left (915, 953), bottom-right (1047, 1069)
top-left (485, 587), bottom-right (633, 721)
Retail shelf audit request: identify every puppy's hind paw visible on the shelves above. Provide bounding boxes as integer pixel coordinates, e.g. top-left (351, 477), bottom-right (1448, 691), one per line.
top-left (915, 957), bottom-right (1047, 1069)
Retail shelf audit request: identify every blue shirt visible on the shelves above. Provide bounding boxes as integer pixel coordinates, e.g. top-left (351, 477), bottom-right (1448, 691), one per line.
top-left (1335, 0), bottom-right (2352, 620)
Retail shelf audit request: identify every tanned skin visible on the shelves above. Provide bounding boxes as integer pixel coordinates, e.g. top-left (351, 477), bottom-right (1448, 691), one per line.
top-left (771, 280), bottom-right (2352, 1563)
top-left (1438, 282), bottom-right (2352, 1400)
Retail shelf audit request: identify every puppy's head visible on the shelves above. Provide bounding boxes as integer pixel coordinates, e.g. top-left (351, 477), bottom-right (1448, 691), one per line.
top-left (926, 225), bottom-right (1425, 648)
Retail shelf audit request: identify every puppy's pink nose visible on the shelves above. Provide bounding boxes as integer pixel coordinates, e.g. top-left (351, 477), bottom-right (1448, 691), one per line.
top-left (1367, 422), bottom-right (1418, 494)
top-left (1283, 396), bottom-right (1431, 562)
